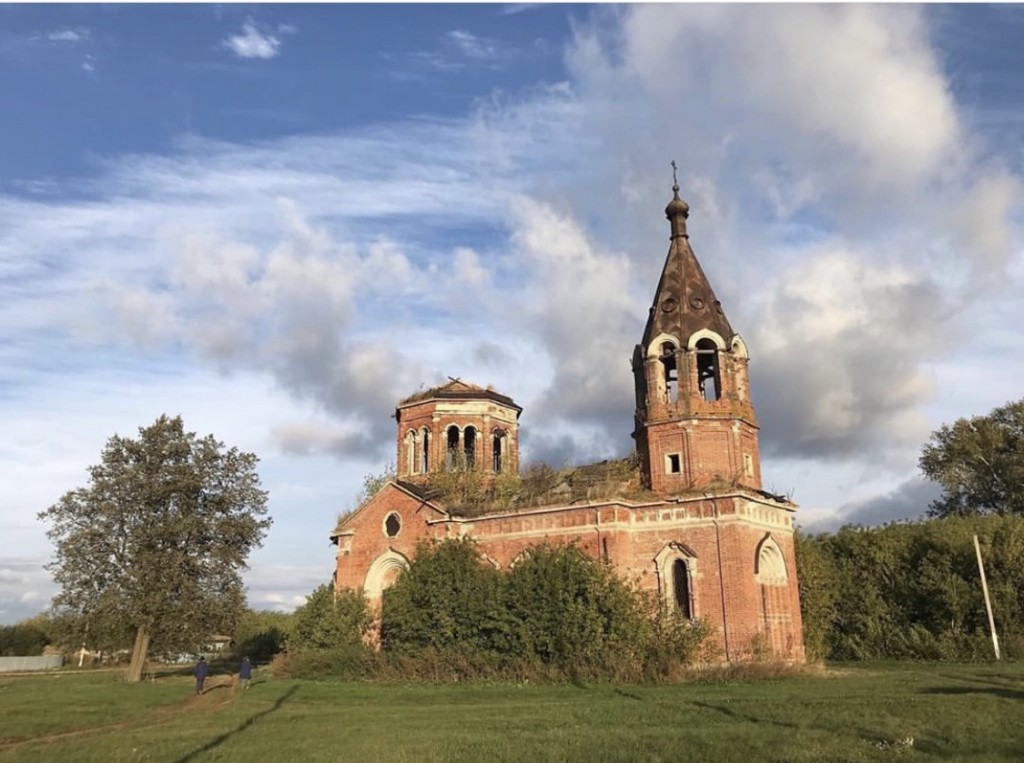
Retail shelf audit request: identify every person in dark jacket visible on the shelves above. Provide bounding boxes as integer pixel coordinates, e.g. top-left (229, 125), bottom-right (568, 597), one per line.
top-left (194, 656), bottom-right (209, 695)
top-left (238, 656), bottom-right (252, 689)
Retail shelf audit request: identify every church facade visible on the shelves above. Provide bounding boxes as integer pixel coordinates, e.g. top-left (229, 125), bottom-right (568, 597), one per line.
top-left (330, 182), bottom-right (805, 661)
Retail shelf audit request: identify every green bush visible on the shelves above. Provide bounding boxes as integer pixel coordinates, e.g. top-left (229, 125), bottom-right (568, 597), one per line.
top-left (233, 609), bottom-right (293, 663)
top-left (379, 540), bottom-right (711, 682)
top-left (0, 623), bottom-right (50, 657)
top-left (797, 515), bottom-right (1024, 661)
top-left (276, 644), bottom-right (375, 680)
top-left (288, 540), bottom-right (713, 682)
top-left (381, 539), bottom-right (512, 657)
top-left (639, 598), bottom-right (716, 680)
top-left (505, 543), bottom-right (648, 678)
top-left (291, 584), bottom-right (371, 650)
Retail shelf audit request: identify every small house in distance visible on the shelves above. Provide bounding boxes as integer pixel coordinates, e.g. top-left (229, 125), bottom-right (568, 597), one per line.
top-left (331, 181), bottom-right (805, 662)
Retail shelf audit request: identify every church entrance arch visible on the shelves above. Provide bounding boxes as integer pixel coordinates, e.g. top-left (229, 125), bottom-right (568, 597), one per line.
top-left (364, 549), bottom-right (410, 601)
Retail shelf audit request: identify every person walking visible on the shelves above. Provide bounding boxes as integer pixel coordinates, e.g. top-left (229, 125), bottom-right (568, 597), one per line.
top-left (194, 656), bottom-right (209, 695)
top-left (238, 656), bottom-right (252, 690)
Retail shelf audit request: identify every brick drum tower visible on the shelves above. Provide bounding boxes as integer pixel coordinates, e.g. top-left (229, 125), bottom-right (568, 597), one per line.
top-left (394, 380), bottom-right (521, 482)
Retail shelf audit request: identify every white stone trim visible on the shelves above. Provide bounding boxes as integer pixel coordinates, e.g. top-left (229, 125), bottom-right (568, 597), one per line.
top-left (729, 334), bottom-right (749, 359)
top-left (653, 542), bottom-right (699, 617)
top-left (646, 332), bottom-right (681, 359)
top-left (755, 534), bottom-right (788, 585)
top-left (687, 329), bottom-right (726, 351)
top-left (364, 549), bottom-right (410, 600)
top-left (382, 511), bottom-right (402, 538)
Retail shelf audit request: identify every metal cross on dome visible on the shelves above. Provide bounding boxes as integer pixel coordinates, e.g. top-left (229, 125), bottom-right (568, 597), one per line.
top-left (671, 160), bottom-right (678, 186)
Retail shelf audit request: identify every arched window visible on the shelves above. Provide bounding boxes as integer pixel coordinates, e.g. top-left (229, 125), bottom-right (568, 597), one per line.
top-left (654, 542), bottom-right (698, 618)
top-left (464, 426), bottom-right (476, 469)
top-left (405, 430), bottom-right (417, 475)
top-left (660, 341), bottom-right (678, 403)
top-left (492, 429), bottom-right (506, 473)
top-left (755, 535), bottom-right (788, 585)
top-left (672, 559), bottom-right (693, 619)
top-left (421, 429), bottom-right (430, 473)
top-left (695, 338), bottom-right (721, 401)
top-left (446, 425), bottom-right (460, 471)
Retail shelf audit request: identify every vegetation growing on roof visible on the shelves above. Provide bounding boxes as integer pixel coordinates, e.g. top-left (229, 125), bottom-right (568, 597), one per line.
top-left (423, 454), bottom-right (786, 518)
top-left (335, 454), bottom-right (782, 528)
top-left (421, 455), bottom-right (654, 517)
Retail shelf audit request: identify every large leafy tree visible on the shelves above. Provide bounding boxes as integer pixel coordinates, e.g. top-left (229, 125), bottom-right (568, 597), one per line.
top-left (39, 415), bottom-right (271, 682)
top-left (920, 399), bottom-right (1024, 517)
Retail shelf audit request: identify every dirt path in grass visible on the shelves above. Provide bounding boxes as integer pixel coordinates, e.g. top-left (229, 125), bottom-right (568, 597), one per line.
top-left (0, 676), bottom-right (238, 752)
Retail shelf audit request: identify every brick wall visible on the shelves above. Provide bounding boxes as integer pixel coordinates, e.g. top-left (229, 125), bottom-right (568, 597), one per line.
top-left (332, 485), bottom-right (805, 662)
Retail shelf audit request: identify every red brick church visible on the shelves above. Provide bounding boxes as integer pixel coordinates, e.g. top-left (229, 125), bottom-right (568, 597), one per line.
top-left (331, 180), bottom-right (805, 661)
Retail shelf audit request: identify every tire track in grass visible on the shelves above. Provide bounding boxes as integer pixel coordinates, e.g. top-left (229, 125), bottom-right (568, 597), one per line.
top-left (0, 676), bottom-right (238, 752)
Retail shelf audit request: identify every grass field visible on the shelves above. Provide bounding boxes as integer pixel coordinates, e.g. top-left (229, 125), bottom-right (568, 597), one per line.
top-left (2, 662), bottom-right (1023, 762)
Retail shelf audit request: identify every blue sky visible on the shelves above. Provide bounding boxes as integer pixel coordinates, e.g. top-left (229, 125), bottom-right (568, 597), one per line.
top-left (2, 4), bottom-right (1022, 624)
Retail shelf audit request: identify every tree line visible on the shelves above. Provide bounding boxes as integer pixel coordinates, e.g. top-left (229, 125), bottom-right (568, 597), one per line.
top-left (796, 515), bottom-right (1024, 661)
top-left (797, 399), bottom-right (1024, 661)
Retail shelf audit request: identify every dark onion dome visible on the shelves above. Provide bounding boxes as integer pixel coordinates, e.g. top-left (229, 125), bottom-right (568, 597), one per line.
top-left (665, 182), bottom-right (690, 219)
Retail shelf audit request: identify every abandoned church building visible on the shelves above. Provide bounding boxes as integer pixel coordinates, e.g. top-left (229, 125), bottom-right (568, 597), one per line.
top-left (330, 180), bottom-right (805, 661)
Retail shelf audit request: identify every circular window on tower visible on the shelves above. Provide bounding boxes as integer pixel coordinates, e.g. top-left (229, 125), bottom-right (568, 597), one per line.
top-left (384, 512), bottom-right (402, 538)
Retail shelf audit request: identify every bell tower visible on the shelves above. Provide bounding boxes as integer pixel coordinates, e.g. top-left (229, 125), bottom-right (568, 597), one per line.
top-left (632, 172), bottom-right (762, 494)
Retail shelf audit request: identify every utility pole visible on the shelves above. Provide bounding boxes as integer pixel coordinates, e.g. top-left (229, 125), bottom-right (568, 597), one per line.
top-left (974, 534), bottom-right (1001, 661)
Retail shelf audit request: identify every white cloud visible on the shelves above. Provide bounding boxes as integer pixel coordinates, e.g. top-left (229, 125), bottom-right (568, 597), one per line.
top-left (452, 247), bottom-right (489, 287)
top-left (750, 246), bottom-right (945, 461)
top-left (0, 558), bottom-right (57, 623)
top-left (447, 30), bottom-right (499, 61)
top-left (46, 28), bottom-right (90, 43)
top-left (393, 28), bottom-right (521, 79)
top-left (243, 563), bottom-right (330, 612)
top-left (606, 5), bottom-right (961, 195)
top-left (504, 197), bottom-right (638, 436)
top-left (223, 19), bottom-right (283, 60)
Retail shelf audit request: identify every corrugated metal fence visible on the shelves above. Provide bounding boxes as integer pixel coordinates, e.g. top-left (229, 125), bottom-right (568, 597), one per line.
top-left (0, 655), bottom-right (64, 672)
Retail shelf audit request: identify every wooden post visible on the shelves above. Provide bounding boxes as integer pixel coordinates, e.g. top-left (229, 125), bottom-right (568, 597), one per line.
top-left (974, 534), bottom-right (1001, 661)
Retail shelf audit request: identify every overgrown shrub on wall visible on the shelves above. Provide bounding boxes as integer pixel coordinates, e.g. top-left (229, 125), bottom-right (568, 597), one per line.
top-left (380, 539), bottom-right (511, 660)
top-left (504, 544), bottom-right (648, 678)
top-left (379, 539), bottom-right (710, 681)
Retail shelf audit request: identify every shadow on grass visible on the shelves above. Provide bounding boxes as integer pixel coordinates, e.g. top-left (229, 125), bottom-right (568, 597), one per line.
top-left (688, 701), bottom-right (799, 729)
top-left (921, 686), bottom-right (1024, 701)
top-left (198, 681), bottom-right (232, 696)
top-left (172, 685), bottom-right (299, 763)
top-left (613, 688), bottom-right (643, 701)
